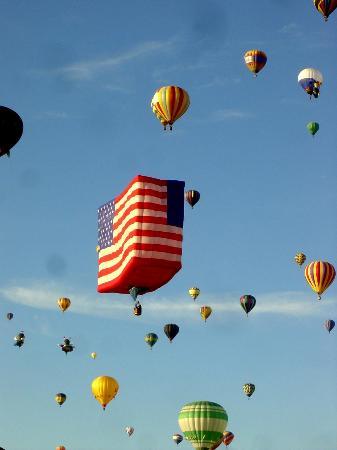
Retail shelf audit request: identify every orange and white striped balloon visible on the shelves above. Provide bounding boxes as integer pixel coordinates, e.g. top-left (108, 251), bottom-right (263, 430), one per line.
top-left (304, 261), bottom-right (335, 300)
top-left (151, 86), bottom-right (190, 130)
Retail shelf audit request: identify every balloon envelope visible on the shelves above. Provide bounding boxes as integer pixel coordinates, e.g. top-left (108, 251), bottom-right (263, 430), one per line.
top-left (58, 297), bottom-right (71, 312)
top-left (164, 324), bottom-right (180, 342)
top-left (243, 383), bottom-right (255, 397)
top-left (0, 106), bottom-right (23, 157)
top-left (151, 86), bottom-right (190, 130)
top-left (173, 434), bottom-right (184, 445)
top-left (91, 375), bottom-right (119, 410)
top-left (314, 0), bottom-right (337, 20)
top-left (145, 333), bottom-right (158, 348)
top-left (6, 313), bottom-right (13, 320)
top-left (294, 253), bottom-right (306, 266)
top-left (185, 190), bottom-right (200, 208)
top-left (304, 261), bottom-right (336, 300)
top-left (189, 287), bottom-right (200, 300)
top-left (240, 295), bottom-right (256, 315)
top-left (200, 306), bottom-right (212, 322)
top-left (178, 401), bottom-right (228, 450)
top-left (244, 49), bottom-right (267, 75)
top-left (55, 393), bottom-right (66, 406)
top-left (324, 320), bottom-right (335, 333)
top-left (307, 122), bottom-right (319, 136)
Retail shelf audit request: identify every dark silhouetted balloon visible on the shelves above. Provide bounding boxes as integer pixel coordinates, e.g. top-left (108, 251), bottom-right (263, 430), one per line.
top-left (164, 324), bottom-right (179, 342)
top-left (0, 106), bottom-right (23, 158)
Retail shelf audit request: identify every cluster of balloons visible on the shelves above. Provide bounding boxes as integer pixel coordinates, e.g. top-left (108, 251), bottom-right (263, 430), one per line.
top-left (145, 324), bottom-right (180, 349)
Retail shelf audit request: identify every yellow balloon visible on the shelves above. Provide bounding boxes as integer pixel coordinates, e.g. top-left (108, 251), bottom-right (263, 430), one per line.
top-left (200, 306), bottom-right (212, 322)
top-left (189, 287), bottom-right (200, 300)
top-left (57, 297), bottom-right (71, 312)
top-left (91, 375), bottom-right (119, 410)
top-left (91, 352), bottom-right (97, 359)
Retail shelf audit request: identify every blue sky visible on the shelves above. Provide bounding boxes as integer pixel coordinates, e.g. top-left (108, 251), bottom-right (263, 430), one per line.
top-left (0, 1), bottom-right (336, 449)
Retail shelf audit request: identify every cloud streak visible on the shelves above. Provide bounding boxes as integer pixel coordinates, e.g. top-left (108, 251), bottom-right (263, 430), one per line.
top-left (49, 40), bottom-right (174, 81)
top-left (212, 109), bottom-right (254, 120)
top-left (0, 282), bottom-right (334, 321)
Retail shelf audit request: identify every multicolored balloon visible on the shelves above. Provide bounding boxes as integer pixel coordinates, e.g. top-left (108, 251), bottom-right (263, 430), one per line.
top-left (298, 68), bottom-right (323, 98)
top-left (307, 122), bottom-right (319, 136)
top-left (240, 295), bottom-right (256, 316)
top-left (223, 432), bottom-right (234, 447)
top-left (200, 306), bottom-right (212, 322)
top-left (243, 383), bottom-right (255, 398)
top-left (324, 319), bottom-right (335, 333)
top-left (294, 253), bottom-right (306, 266)
top-left (313, 0), bottom-right (337, 21)
top-left (189, 287), bottom-right (200, 300)
top-left (178, 401), bottom-right (228, 450)
top-left (164, 324), bottom-right (180, 342)
top-left (55, 393), bottom-right (67, 406)
top-left (185, 190), bottom-right (200, 208)
top-left (172, 434), bottom-right (184, 445)
top-left (145, 333), bottom-right (158, 349)
top-left (304, 261), bottom-right (335, 300)
top-left (91, 375), bottom-right (119, 410)
top-left (244, 50), bottom-right (267, 76)
top-left (151, 86), bottom-right (190, 130)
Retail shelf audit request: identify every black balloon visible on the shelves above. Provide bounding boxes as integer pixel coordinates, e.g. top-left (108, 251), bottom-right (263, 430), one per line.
top-left (164, 324), bottom-right (179, 342)
top-left (0, 106), bottom-right (23, 157)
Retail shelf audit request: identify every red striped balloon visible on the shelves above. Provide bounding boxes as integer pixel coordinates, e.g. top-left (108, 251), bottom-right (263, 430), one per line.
top-left (304, 261), bottom-right (335, 300)
top-left (223, 432), bottom-right (234, 447)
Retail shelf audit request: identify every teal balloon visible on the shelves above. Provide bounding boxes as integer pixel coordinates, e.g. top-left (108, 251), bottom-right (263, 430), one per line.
top-left (145, 333), bottom-right (158, 349)
top-left (307, 122), bottom-right (319, 136)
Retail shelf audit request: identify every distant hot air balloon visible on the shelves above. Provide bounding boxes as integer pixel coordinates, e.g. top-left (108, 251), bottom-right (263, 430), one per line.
top-left (55, 393), bottom-right (67, 406)
top-left (307, 122), bottom-right (319, 136)
top-left (91, 352), bottom-right (97, 359)
top-left (189, 287), bottom-right (200, 300)
top-left (240, 295), bottom-right (256, 316)
top-left (243, 383), bottom-right (255, 398)
top-left (178, 401), bottom-right (228, 450)
top-left (294, 253), bottom-right (306, 266)
top-left (298, 68), bottom-right (323, 98)
top-left (324, 319), bottom-right (335, 333)
top-left (223, 432), bottom-right (235, 447)
top-left (0, 106), bottom-right (23, 158)
top-left (6, 313), bottom-right (13, 320)
top-left (304, 261), bottom-right (335, 300)
top-left (313, 0), bottom-right (337, 21)
top-left (185, 190), bottom-right (200, 208)
top-left (56, 446), bottom-right (66, 450)
top-left (151, 86), bottom-right (190, 130)
top-left (91, 375), bottom-right (119, 410)
top-left (125, 426), bottom-right (134, 437)
top-left (244, 50), bottom-right (267, 76)
top-left (172, 434), bottom-right (184, 445)
top-left (145, 333), bottom-right (158, 349)
top-left (164, 324), bottom-right (180, 342)
top-left (58, 297), bottom-right (71, 312)
top-left (14, 331), bottom-right (25, 348)
top-left (200, 306), bottom-right (212, 322)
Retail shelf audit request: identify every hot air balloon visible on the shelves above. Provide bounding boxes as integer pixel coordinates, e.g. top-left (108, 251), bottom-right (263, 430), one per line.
top-left (189, 287), bottom-right (200, 300)
top-left (178, 401), bottom-right (228, 450)
top-left (173, 434), bottom-right (184, 445)
top-left (223, 432), bottom-right (234, 447)
top-left (97, 175), bottom-right (185, 307)
top-left (145, 333), bottom-right (158, 349)
top-left (200, 306), bottom-right (212, 322)
top-left (314, 0), bottom-right (337, 20)
top-left (304, 261), bottom-right (335, 300)
top-left (91, 375), bottom-right (119, 410)
top-left (243, 383), bottom-right (255, 398)
top-left (294, 253), bottom-right (306, 266)
top-left (164, 324), bottom-right (180, 342)
top-left (240, 295), bottom-right (256, 316)
top-left (324, 319), bottom-right (335, 333)
top-left (6, 313), bottom-right (13, 320)
top-left (0, 106), bottom-right (23, 158)
top-left (55, 393), bottom-right (67, 406)
top-left (298, 68), bottom-right (323, 98)
top-left (125, 426), bottom-right (134, 437)
top-left (185, 190), bottom-right (200, 208)
top-left (58, 297), bottom-right (71, 312)
top-left (56, 446), bottom-right (66, 450)
top-left (151, 86), bottom-right (190, 130)
top-left (307, 122), bottom-right (319, 136)
top-left (58, 337), bottom-right (75, 355)
top-left (14, 331), bottom-right (25, 348)
top-left (244, 50), bottom-right (267, 76)
top-left (91, 352), bottom-right (97, 359)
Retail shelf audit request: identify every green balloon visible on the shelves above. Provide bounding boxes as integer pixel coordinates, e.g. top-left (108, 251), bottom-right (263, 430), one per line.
top-left (178, 401), bottom-right (228, 450)
top-left (144, 333), bottom-right (158, 349)
top-left (307, 122), bottom-right (319, 136)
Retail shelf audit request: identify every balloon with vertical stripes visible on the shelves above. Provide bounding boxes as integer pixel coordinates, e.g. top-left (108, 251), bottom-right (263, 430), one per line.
top-left (304, 261), bottom-right (335, 300)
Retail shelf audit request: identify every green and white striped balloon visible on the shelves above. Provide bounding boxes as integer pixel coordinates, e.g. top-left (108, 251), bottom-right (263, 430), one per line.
top-left (178, 401), bottom-right (228, 450)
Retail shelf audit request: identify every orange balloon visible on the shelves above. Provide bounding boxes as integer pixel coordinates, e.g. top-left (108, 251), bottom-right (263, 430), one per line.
top-left (304, 261), bottom-right (335, 300)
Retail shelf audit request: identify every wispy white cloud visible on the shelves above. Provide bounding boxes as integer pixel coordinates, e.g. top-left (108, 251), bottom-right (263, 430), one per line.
top-left (35, 111), bottom-right (69, 120)
top-left (50, 40), bottom-right (174, 81)
top-left (212, 109), bottom-right (254, 120)
top-left (279, 22), bottom-right (303, 38)
top-left (0, 282), bottom-right (334, 321)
